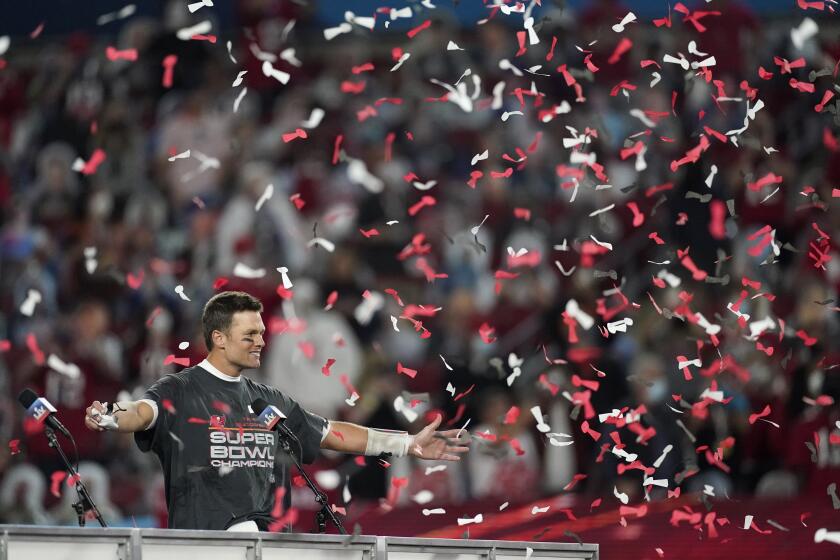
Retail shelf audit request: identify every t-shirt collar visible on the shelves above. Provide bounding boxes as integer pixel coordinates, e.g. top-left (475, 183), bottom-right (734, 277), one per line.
top-left (198, 358), bottom-right (242, 382)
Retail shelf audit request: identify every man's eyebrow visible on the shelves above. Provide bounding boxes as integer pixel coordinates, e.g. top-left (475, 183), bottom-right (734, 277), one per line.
top-left (243, 329), bottom-right (265, 334)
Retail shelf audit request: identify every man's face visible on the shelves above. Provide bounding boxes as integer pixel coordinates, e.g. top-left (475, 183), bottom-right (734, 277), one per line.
top-left (217, 311), bottom-right (265, 370)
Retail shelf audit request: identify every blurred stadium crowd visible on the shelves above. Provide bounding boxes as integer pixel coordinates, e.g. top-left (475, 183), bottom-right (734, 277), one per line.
top-left (0, 0), bottom-right (838, 530)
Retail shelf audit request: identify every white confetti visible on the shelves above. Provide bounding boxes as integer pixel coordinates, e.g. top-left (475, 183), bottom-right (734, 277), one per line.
top-left (391, 52), bottom-right (411, 72)
top-left (612, 12), bottom-right (637, 33)
top-left (188, 0), bottom-right (213, 14)
top-left (279, 47), bottom-right (302, 67)
top-left (814, 528), bottom-right (840, 545)
top-left (614, 486), bottom-right (630, 505)
top-left (96, 4), bottom-right (135, 26)
top-left (301, 108), bottom-right (325, 129)
top-left (653, 444), bottom-right (674, 468)
top-left (412, 491), bottom-right (434, 505)
top-left (176, 20), bottom-right (212, 41)
top-left (471, 150), bottom-right (489, 166)
top-left (347, 158), bottom-right (384, 193)
top-left (423, 508), bottom-right (446, 516)
top-left (178, 341), bottom-right (189, 350)
top-left (168, 149), bottom-right (191, 162)
top-left (19, 289), bottom-right (42, 317)
top-left (307, 237), bottom-right (336, 252)
top-left (565, 299), bottom-right (594, 329)
top-left (457, 514), bottom-right (483, 526)
top-left (84, 246), bottom-right (97, 274)
top-left (232, 263), bottom-right (266, 279)
top-left (276, 266), bottom-right (293, 289)
top-left (261, 60), bottom-right (290, 85)
top-left (174, 285), bottom-right (191, 301)
top-left (440, 354), bottom-right (453, 371)
top-left (232, 70), bottom-right (248, 88)
top-left (606, 317), bottom-right (634, 334)
top-left (531, 505), bottom-right (550, 515)
top-left (447, 40), bottom-right (464, 50)
top-left (47, 354), bottom-right (81, 379)
top-left (791, 18), bottom-right (819, 50)
top-left (470, 215), bottom-right (489, 236)
top-left (254, 183), bottom-right (273, 211)
top-left (324, 22), bottom-right (352, 41)
top-left (413, 180), bottom-right (437, 191)
top-left (233, 87), bottom-right (248, 113)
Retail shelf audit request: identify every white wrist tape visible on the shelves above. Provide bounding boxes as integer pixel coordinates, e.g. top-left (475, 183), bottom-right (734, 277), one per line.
top-left (365, 428), bottom-right (413, 457)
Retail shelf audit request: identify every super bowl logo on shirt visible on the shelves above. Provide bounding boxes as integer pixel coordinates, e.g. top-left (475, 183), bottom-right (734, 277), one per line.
top-left (208, 422), bottom-right (276, 470)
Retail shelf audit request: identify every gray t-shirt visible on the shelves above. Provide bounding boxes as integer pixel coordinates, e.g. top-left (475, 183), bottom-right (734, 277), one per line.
top-left (135, 365), bottom-right (328, 530)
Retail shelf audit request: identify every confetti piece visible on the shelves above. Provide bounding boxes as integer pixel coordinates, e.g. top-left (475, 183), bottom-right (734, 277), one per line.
top-left (164, 354), bottom-right (190, 367)
top-left (96, 4), bottom-right (136, 25)
top-left (322, 358), bottom-right (336, 377)
top-left (161, 54), bottom-right (177, 88)
top-left (50, 470), bottom-right (67, 497)
top-left (73, 149), bottom-right (107, 175)
top-left (457, 514), bottom-right (483, 526)
top-left (176, 20), bottom-right (212, 40)
top-left (396, 362), bottom-right (417, 379)
top-left (105, 46), bottom-right (138, 62)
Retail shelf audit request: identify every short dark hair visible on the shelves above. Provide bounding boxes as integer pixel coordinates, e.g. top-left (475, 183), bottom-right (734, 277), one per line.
top-left (202, 291), bottom-right (263, 350)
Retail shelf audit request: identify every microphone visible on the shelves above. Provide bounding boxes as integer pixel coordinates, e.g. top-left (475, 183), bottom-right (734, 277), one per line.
top-left (250, 398), bottom-right (305, 454)
top-left (18, 388), bottom-right (73, 439)
top-left (251, 398), bottom-right (289, 433)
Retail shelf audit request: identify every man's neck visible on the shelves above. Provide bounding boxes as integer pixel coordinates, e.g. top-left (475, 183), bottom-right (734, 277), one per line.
top-left (206, 352), bottom-right (242, 377)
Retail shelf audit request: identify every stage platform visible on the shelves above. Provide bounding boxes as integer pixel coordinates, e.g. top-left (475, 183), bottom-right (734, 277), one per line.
top-left (0, 525), bottom-right (598, 559)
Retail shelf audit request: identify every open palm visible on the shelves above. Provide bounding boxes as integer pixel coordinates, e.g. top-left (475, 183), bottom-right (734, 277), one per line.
top-left (409, 415), bottom-right (471, 461)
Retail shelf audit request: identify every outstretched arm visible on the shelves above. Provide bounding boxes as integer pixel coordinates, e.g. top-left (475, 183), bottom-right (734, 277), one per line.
top-left (84, 400), bottom-right (155, 433)
top-left (321, 415), bottom-right (470, 461)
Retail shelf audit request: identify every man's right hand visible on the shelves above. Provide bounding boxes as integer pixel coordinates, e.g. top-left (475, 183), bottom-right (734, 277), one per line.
top-left (85, 400), bottom-right (108, 432)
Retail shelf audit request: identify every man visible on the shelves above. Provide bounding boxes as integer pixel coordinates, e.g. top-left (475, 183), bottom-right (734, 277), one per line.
top-left (84, 291), bottom-right (469, 531)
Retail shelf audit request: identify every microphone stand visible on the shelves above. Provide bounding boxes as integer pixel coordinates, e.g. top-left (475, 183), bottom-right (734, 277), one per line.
top-left (276, 425), bottom-right (346, 534)
top-left (44, 426), bottom-right (107, 527)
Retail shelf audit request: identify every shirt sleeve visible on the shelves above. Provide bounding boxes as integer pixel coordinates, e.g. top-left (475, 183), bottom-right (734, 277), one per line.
top-left (278, 394), bottom-right (328, 464)
top-left (134, 373), bottom-right (183, 453)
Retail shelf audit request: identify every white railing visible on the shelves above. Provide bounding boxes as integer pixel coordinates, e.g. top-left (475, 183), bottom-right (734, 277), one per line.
top-left (0, 525), bottom-right (598, 560)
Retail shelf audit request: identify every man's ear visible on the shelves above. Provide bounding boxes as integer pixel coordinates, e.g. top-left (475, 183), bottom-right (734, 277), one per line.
top-left (213, 330), bottom-right (226, 349)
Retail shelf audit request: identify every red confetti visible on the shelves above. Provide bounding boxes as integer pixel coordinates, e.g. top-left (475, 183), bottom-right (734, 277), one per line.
top-left (50, 470), bottom-right (67, 498)
top-left (105, 46), bottom-right (138, 62)
top-left (749, 404), bottom-right (771, 425)
top-left (341, 80), bottom-right (366, 94)
top-left (26, 333), bottom-right (45, 365)
top-left (478, 322), bottom-right (496, 344)
top-left (407, 20), bottom-right (431, 39)
top-left (396, 362), bottom-right (417, 379)
top-left (321, 358), bottom-right (336, 376)
top-left (503, 406), bottom-right (520, 425)
top-left (81, 148), bottom-right (107, 175)
top-left (126, 269), bottom-right (144, 289)
top-left (282, 128), bottom-right (308, 143)
top-left (332, 135), bottom-right (343, 165)
top-left (163, 354), bottom-right (190, 367)
top-left (608, 38), bottom-right (633, 65)
top-left (213, 277), bottom-right (229, 290)
top-left (162, 54), bottom-right (177, 88)
top-left (8, 439), bottom-right (20, 455)
top-left (360, 228), bottom-right (380, 238)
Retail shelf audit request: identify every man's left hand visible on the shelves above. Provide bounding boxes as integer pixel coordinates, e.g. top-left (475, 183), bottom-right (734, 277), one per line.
top-left (408, 415), bottom-right (470, 461)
